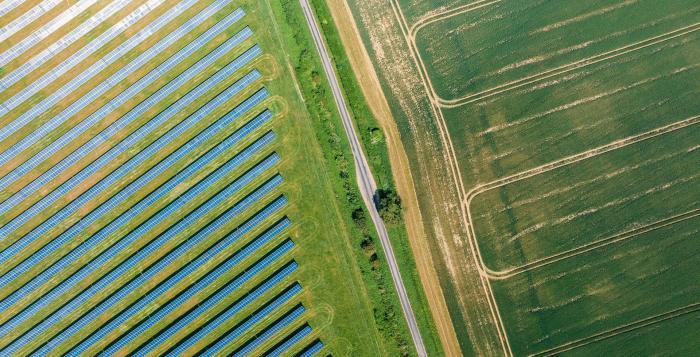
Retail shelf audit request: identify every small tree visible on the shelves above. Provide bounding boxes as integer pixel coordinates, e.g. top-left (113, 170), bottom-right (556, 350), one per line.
top-left (374, 188), bottom-right (402, 225)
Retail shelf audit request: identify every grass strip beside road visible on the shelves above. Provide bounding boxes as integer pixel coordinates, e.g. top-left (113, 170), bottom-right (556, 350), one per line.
top-left (281, 0), bottom-right (444, 355)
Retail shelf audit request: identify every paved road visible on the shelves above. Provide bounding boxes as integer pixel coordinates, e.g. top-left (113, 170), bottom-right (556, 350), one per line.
top-left (299, 1), bottom-right (428, 356)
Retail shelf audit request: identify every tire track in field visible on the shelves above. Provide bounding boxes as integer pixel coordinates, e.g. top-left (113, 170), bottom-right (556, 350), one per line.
top-left (464, 114), bottom-right (699, 276)
top-left (389, 1), bottom-right (514, 356)
top-left (485, 208), bottom-right (700, 280)
top-left (530, 302), bottom-right (700, 356)
top-left (439, 22), bottom-right (700, 107)
top-left (398, 2), bottom-right (699, 355)
top-left (466, 115), bottom-right (700, 206)
top-left (409, 0), bottom-right (503, 39)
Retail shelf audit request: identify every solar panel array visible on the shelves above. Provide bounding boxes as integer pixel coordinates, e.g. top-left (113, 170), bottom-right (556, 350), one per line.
top-left (0, 1), bottom-right (324, 355)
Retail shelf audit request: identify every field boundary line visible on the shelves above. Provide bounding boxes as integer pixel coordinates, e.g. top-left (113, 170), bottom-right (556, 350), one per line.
top-left (439, 22), bottom-right (700, 107)
top-left (389, 0), bottom-right (514, 355)
top-left (530, 303), bottom-right (700, 356)
top-left (486, 208), bottom-right (700, 279)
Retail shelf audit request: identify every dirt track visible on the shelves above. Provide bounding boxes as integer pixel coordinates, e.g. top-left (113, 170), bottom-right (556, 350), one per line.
top-left (325, 1), bottom-right (462, 355)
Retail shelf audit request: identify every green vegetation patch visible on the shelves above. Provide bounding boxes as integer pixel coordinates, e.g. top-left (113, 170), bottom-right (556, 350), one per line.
top-left (492, 216), bottom-right (699, 356)
top-left (415, 0), bottom-right (700, 99)
top-left (471, 125), bottom-right (700, 270)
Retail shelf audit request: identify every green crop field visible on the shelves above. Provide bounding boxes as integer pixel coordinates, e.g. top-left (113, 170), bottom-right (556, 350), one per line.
top-left (411, 0), bottom-right (700, 355)
top-left (0, 0), bottom-right (401, 355)
top-left (349, 0), bottom-right (699, 355)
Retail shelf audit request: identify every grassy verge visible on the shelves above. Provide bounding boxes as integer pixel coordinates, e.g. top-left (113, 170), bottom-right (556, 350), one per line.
top-left (277, 0), bottom-right (444, 355)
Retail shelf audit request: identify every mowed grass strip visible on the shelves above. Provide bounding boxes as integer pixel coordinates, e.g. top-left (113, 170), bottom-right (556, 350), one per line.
top-left (491, 215), bottom-right (699, 356)
top-left (442, 32), bottom-right (700, 185)
top-left (471, 123), bottom-right (699, 270)
top-left (415, 0), bottom-right (700, 99)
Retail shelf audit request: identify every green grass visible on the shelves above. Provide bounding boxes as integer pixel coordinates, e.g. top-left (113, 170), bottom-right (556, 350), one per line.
top-left (492, 216), bottom-right (699, 356)
top-left (566, 310), bottom-right (700, 357)
top-left (441, 31), bottom-right (700, 186)
top-left (413, 2), bottom-right (700, 354)
top-left (271, 0), bottom-right (439, 354)
top-left (305, 0), bottom-right (445, 355)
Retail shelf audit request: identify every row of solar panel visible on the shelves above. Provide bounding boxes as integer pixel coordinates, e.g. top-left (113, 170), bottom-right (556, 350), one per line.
top-left (20, 177), bottom-right (286, 354)
top-left (0, 1), bottom-right (323, 355)
top-left (0, 0), bottom-right (179, 115)
top-left (0, 0), bottom-right (102, 67)
top-left (0, 0), bottom-right (26, 17)
top-left (0, 9), bottom-right (250, 178)
top-left (133, 235), bottom-right (299, 355)
top-left (0, 155), bottom-right (281, 339)
top-left (0, 0), bottom-right (63, 41)
top-left (0, 113), bottom-right (276, 306)
top-left (108, 214), bottom-right (293, 354)
top-left (0, 51), bottom-right (262, 238)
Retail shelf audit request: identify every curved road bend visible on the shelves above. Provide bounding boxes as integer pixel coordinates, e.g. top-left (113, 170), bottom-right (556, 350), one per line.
top-left (299, 1), bottom-right (428, 356)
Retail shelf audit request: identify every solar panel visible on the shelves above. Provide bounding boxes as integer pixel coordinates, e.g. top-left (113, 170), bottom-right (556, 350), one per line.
top-left (0, 0), bottom-right (63, 43)
top-left (0, 121), bottom-right (276, 305)
top-left (0, 0), bottom-right (103, 67)
top-left (0, 11), bottom-right (249, 177)
top-left (139, 244), bottom-right (298, 355)
top-left (266, 324), bottom-right (313, 356)
top-left (79, 219), bottom-right (293, 355)
top-left (219, 304), bottom-right (306, 357)
top-left (1, 176), bottom-right (284, 353)
top-left (0, 62), bottom-right (263, 240)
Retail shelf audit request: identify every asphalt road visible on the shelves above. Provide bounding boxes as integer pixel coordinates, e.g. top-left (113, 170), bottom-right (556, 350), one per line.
top-left (299, 1), bottom-right (428, 356)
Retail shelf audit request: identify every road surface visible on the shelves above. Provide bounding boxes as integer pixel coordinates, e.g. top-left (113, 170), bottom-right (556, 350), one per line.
top-left (299, 1), bottom-right (428, 356)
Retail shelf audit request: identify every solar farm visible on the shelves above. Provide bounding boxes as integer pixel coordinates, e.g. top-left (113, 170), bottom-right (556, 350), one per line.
top-left (349, 0), bottom-right (699, 355)
top-left (0, 0), bottom-right (387, 355)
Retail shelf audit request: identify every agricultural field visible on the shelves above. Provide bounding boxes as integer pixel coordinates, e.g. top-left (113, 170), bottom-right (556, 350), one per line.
top-left (0, 0), bottom-right (397, 355)
top-left (349, 0), bottom-right (699, 355)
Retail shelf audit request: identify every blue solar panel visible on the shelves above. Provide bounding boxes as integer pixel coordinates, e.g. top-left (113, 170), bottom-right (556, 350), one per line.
top-left (0, 0), bottom-right (210, 128)
top-left (299, 340), bottom-right (325, 357)
top-left (0, 174), bottom-right (284, 353)
top-left (267, 325), bottom-right (313, 357)
top-left (211, 305), bottom-right (306, 357)
top-left (96, 218), bottom-right (293, 355)
top-left (40, 189), bottom-right (289, 354)
top-left (183, 283), bottom-right (303, 356)
top-left (0, 119), bottom-right (275, 306)
top-left (0, 10), bottom-right (249, 183)
top-left (0, 62), bottom-right (263, 241)
top-left (0, 0), bottom-right (108, 68)
top-left (136, 243), bottom-right (297, 356)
